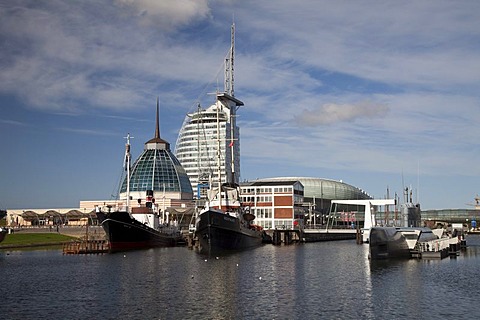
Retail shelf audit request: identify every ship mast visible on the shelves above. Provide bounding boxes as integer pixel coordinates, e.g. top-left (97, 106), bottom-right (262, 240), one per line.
top-left (124, 133), bottom-right (133, 211)
top-left (225, 23), bottom-right (235, 97)
top-left (225, 22), bottom-right (238, 185)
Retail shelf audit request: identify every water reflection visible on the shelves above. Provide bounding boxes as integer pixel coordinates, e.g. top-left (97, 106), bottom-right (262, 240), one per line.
top-left (2, 236), bottom-right (480, 319)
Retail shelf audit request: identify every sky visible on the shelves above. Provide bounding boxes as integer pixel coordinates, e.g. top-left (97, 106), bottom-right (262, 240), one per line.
top-left (1, 0), bottom-right (479, 210)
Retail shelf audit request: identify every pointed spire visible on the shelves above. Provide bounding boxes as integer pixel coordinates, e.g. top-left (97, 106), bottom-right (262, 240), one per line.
top-left (155, 96), bottom-right (160, 139)
top-left (145, 96), bottom-right (170, 150)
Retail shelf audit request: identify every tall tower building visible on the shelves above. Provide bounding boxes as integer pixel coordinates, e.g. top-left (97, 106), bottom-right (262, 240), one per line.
top-left (175, 24), bottom-right (242, 199)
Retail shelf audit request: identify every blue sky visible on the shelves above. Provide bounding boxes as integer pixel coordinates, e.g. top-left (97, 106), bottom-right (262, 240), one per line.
top-left (1, 0), bottom-right (479, 210)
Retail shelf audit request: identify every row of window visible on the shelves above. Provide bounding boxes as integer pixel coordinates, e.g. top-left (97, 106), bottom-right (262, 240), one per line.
top-left (254, 219), bottom-right (294, 230)
top-left (253, 208), bottom-right (273, 219)
top-left (242, 195), bottom-right (298, 203)
top-left (242, 187), bottom-right (294, 194)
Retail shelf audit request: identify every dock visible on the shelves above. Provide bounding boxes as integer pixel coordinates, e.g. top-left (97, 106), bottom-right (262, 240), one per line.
top-left (300, 228), bottom-right (357, 242)
top-left (62, 226), bottom-right (110, 254)
top-left (63, 239), bottom-right (109, 254)
top-left (271, 229), bottom-right (301, 245)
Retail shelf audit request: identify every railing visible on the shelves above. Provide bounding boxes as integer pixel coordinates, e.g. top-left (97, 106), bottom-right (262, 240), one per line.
top-left (415, 237), bottom-right (460, 253)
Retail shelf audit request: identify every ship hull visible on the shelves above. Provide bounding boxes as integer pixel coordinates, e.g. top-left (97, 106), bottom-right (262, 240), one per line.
top-left (0, 210), bottom-right (7, 243)
top-left (195, 209), bottom-right (263, 254)
top-left (369, 227), bottom-right (411, 259)
top-left (99, 211), bottom-right (183, 252)
top-left (0, 228), bottom-right (6, 243)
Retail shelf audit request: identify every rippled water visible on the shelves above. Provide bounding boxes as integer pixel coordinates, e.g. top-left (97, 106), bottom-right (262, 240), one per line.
top-left (2, 235), bottom-right (480, 319)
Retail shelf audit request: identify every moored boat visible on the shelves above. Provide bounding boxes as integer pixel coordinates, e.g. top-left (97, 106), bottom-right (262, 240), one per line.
top-left (98, 204), bottom-right (184, 252)
top-left (195, 182), bottom-right (265, 254)
top-left (193, 23), bottom-right (264, 254)
top-left (0, 227), bottom-right (6, 243)
top-left (369, 226), bottom-right (439, 259)
top-left (0, 209), bottom-right (7, 243)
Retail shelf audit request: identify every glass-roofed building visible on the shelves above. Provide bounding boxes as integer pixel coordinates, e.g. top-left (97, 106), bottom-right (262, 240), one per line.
top-left (255, 177), bottom-right (372, 214)
top-left (119, 99), bottom-right (193, 208)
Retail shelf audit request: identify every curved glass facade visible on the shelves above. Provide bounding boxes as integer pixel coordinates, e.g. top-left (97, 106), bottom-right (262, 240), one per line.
top-left (120, 148), bottom-right (192, 194)
top-left (256, 177), bottom-right (371, 214)
top-left (259, 177), bottom-right (371, 200)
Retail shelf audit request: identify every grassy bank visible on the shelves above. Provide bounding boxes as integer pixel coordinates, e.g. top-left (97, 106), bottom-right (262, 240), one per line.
top-left (0, 233), bottom-right (76, 249)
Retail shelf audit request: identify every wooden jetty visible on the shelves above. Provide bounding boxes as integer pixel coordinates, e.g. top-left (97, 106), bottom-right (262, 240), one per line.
top-left (62, 225), bottom-right (109, 254)
top-left (63, 239), bottom-right (109, 254)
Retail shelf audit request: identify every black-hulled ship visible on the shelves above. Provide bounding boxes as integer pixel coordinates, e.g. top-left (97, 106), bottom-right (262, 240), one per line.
top-left (0, 209), bottom-right (7, 243)
top-left (193, 24), bottom-right (265, 254)
top-left (195, 181), bottom-right (266, 254)
top-left (97, 190), bottom-right (184, 252)
top-left (97, 100), bottom-right (193, 252)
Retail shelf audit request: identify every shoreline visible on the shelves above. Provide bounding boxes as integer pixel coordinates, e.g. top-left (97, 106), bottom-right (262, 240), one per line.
top-left (0, 226), bottom-right (105, 250)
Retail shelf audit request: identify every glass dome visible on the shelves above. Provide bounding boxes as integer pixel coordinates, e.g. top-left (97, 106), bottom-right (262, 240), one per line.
top-left (120, 98), bottom-right (192, 196)
top-left (120, 148), bottom-right (192, 194)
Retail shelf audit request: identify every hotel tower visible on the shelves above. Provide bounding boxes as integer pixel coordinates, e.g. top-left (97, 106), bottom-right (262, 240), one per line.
top-left (174, 24), bottom-right (242, 199)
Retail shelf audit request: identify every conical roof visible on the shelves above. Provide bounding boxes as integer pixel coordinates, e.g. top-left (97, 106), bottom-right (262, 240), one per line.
top-left (120, 99), bottom-right (192, 195)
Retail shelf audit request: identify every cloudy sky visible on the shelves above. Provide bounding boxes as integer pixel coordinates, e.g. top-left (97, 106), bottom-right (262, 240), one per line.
top-left (1, 0), bottom-right (479, 210)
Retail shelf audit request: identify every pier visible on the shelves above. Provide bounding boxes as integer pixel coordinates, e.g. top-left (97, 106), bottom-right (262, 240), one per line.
top-left (60, 225), bottom-right (110, 254)
top-left (300, 228), bottom-right (357, 242)
top-left (63, 239), bottom-right (109, 254)
top-left (271, 229), bottom-right (301, 245)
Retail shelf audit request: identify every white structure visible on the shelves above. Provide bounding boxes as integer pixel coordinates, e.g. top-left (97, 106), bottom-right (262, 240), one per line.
top-left (329, 199), bottom-right (396, 242)
top-left (175, 24), bottom-right (242, 198)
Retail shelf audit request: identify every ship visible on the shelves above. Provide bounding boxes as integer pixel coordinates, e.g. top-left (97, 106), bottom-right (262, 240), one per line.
top-left (368, 187), bottom-right (462, 259)
top-left (97, 99), bottom-right (193, 252)
top-left (195, 181), bottom-right (266, 254)
top-left (192, 24), bottom-right (265, 254)
top-left (0, 209), bottom-right (7, 243)
top-left (97, 190), bottom-right (185, 253)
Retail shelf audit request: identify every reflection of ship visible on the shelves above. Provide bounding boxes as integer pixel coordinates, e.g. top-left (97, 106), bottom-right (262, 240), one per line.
top-left (1, 209), bottom-right (7, 243)
top-left (98, 100), bottom-right (192, 252)
top-left (194, 24), bottom-right (265, 254)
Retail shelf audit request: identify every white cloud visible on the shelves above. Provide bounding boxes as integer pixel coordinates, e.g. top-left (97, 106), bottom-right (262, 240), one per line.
top-left (294, 102), bottom-right (389, 127)
top-left (115, 0), bottom-right (210, 28)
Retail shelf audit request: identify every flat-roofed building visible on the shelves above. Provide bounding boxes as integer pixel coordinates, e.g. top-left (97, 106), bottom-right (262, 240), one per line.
top-left (240, 180), bottom-right (305, 230)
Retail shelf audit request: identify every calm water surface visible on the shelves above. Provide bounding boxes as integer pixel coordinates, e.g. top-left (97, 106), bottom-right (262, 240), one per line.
top-left (2, 235), bottom-right (480, 319)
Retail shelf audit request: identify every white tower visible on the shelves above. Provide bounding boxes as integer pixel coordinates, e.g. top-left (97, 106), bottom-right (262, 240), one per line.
top-left (175, 24), bottom-right (243, 199)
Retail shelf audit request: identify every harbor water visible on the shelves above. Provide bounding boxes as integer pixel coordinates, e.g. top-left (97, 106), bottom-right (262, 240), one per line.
top-left (2, 235), bottom-right (480, 319)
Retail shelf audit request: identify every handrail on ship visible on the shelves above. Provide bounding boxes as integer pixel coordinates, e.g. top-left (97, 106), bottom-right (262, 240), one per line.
top-left (415, 236), bottom-right (461, 253)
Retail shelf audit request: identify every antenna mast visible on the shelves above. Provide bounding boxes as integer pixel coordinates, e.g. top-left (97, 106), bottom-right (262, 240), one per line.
top-left (225, 23), bottom-right (235, 96)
